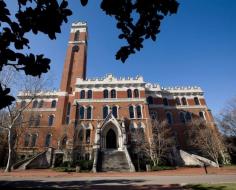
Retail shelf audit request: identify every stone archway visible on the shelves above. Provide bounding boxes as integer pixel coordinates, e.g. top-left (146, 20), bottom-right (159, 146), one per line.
top-left (106, 129), bottom-right (117, 149)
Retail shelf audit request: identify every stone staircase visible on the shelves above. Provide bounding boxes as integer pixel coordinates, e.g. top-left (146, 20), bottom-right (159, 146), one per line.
top-left (98, 149), bottom-right (130, 172)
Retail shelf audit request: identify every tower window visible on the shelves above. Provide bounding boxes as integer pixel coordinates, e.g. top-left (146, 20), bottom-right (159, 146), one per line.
top-left (175, 98), bottom-right (181, 106)
top-left (24, 134), bottom-right (30, 147)
top-left (199, 111), bottom-right (205, 120)
top-left (179, 112), bottom-right (186, 124)
top-left (86, 129), bottom-right (90, 144)
top-left (79, 106), bottom-right (85, 119)
top-left (65, 103), bottom-right (71, 125)
top-left (45, 134), bottom-right (52, 147)
top-left (134, 89), bottom-right (139, 98)
top-left (103, 106), bottom-right (109, 119)
top-left (75, 104), bottom-right (80, 127)
top-left (48, 115), bottom-right (54, 126)
top-left (129, 106), bottom-right (135, 119)
top-left (147, 96), bottom-right (153, 104)
top-left (166, 112), bottom-right (173, 125)
top-left (185, 112), bottom-right (192, 122)
top-left (112, 106), bottom-right (118, 118)
top-left (61, 136), bottom-right (67, 149)
top-left (80, 90), bottom-right (85, 99)
top-left (21, 101), bottom-right (26, 108)
top-left (194, 97), bottom-right (200, 105)
top-left (127, 89), bottom-right (132, 98)
top-left (163, 98), bottom-right (168, 106)
top-left (87, 90), bottom-right (92, 99)
top-left (103, 89), bottom-right (109, 99)
top-left (51, 100), bottom-right (57, 108)
top-left (78, 129), bottom-right (84, 142)
top-left (87, 106), bottom-right (92, 119)
top-left (150, 111), bottom-right (158, 120)
top-left (136, 105), bottom-right (142, 118)
top-left (32, 100), bottom-right (38, 108)
top-left (31, 134), bottom-right (37, 147)
top-left (34, 115), bottom-right (40, 126)
top-left (111, 89), bottom-right (116, 98)
top-left (181, 97), bottom-right (187, 105)
top-left (74, 31), bottom-right (80, 41)
top-left (38, 100), bottom-right (44, 108)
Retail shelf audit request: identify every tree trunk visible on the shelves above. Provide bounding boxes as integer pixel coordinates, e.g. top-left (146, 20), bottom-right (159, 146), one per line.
top-left (5, 128), bottom-right (12, 172)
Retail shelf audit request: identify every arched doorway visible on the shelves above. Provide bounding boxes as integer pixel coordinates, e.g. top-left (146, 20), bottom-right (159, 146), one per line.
top-left (106, 129), bottom-right (117, 149)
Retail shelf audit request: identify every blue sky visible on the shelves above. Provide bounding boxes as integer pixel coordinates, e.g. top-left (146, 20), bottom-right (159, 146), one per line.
top-left (6, 0), bottom-right (236, 116)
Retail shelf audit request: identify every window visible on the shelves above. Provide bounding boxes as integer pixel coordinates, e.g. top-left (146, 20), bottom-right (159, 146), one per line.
top-left (48, 115), bottom-right (54, 126)
top-left (179, 112), bottom-right (186, 124)
top-left (65, 103), bottom-right (71, 125)
top-left (127, 89), bottom-right (132, 98)
top-left (163, 98), bottom-right (168, 106)
top-left (181, 97), bottom-right (187, 105)
top-left (80, 90), bottom-right (85, 99)
top-left (75, 104), bottom-right (79, 127)
top-left (136, 105), bottom-right (142, 118)
top-left (87, 106), bottom-right (92, 119)
top-left (103, 106), bottom-right (109, 119)
top-left (86, 129), bottom-right (90, 143)
top-left (150, 111), bottom-right (157, 120)
top-left (21, 101), bottom-right (26, 108)
top-left (166, 112), bottom-right (173, 125)
top-left (61, 136), bottom-right (67, 149)
top-left (147, 96), bottom-right (153, 104)
top-left (29, 115), bottom-right (34, 127)
top-left (78, 130), bottom-right (83, 142)
top-left (134, 89), bottom-right (139, 98)
top-left (38, 100), bottom-right (44, 108)
top-left (129, 106), bottom-right (135, 119)
top-left (24, 134), bottom-right (30, 147)
top-left (34, 115), bottom-right (40, 126)
top-left (194, 97), bottom-right (200, 105)
top-left (79, 106), bottom-right (85, 119)
top-left (175, 98), bottom-right (181, 106)
top-left (199, 111), bottom-right (205, 120)
top-left (185, 112), bottom-right (192, 122)
top-left (87, 90), bottom-right (92, 99)
top-left (111, 89), bottom-right (116, 98)
top-left (32, 100), bottom-right (38, 108)
top-left (74, 30), bottom-right (80, 41)
top-left (31, 134), bottom-right (37, 147)
top-left (103, 89), bottom-right (109, 98)
top-left (45, 134), bottom-right (51, 147)
top-left (51, 100), bottom-right (57, 108)
top-left (112, 106), bottom-right (118, 118)
top-left (85, 153), bottom-right (90, 160)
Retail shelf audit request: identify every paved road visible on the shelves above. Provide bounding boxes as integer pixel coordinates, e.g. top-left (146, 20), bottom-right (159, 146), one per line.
top-left (0, 174), bottom-right (236, 189)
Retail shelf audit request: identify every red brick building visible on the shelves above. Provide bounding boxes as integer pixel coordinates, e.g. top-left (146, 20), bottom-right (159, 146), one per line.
top-left (16, 22), bottom-right (215, 171)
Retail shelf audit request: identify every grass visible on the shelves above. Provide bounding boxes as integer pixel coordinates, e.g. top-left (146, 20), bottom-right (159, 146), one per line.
top-left (185, 183), bottom-right (236, 190)
top-left (52, 167), bottom-right (76, 172)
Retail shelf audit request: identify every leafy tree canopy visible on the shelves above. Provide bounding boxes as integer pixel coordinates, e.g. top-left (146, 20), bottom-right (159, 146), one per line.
top-left (0, 0), bottom-right (179, 109)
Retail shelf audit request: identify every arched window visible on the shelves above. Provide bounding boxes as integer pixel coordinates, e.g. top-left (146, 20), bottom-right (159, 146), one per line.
top-left (194, 97), bottom-right (200, 105)
top-left (21, 100), bottom-right (26, 108)
top-left (45, 134), bottom-right (51, 147)
top-left (175, 98), bottom-right (181, 106)
top-left (147, 96), bottom-right (153, 104)
top-left (24, 134), bottom-right (30, 147)
top-left (74, 30), bottom-right (80, 41)
top-left (103, 89), bottom-right (109, 98)
top-left (112, 106), bottom-right (118, 118)
top-left (80, 90), bottom-right (85, 99)
top-left (48, 115), bottom-right (54, 126)
top-left (199, 111), bottom-right (205, 120)
top-left (51, 100), bottom-right (57, 108)
top-left (166, 112), bottom-right (173, 125)
top-left (86, 129), bottom-right (90, 143)
top-left (181, 97), bottom-right (187, 105)
top-left (150, 111), bottom-right (158, 120)
top-left (136, 105), bottom-right (142, 118)
top-left (29, 115), bottom-right (34, 127)
top-left (111, 89), bottom-right (116, 98)
top-left (129, 106), bottom-right (135, 119)
top-left (134, 89), bottom-right (139, 98)
top-left (65, 103), bottom-right (71, 124)
top-left (72, 45), bottom-right (79, 52)
top-left (31, 134), bottom-right (37, 147)
top-left (87, 90), bottom-right (92, 99)
top-left (163, 98), bottom-right (168, 106)
top-left (32, 100), bottom-right (38, 108)
top-left (38, 100), bottom-right (44, 108)
top-left (103, 106), bottom-right (109, 119)
top-left (79, 106), bottom-right (85, 119)
top-left (34, 115), bottom-right (40, 126)
top-left (61, 136), bottom-right (67, 149)
top-left (87, 106), bottom-right (92, 119)
top-left (185, 112), bottom-right (192, 122)
top-left (127, 89), bottom-right (132, 98)
top-left (179, 112), bottom-right (186, 124)
top-left (78, 129), bottom-right (84, 142)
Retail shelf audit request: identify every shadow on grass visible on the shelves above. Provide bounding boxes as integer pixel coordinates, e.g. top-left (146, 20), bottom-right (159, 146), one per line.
top-left (0, 179), bottom-right (183, 190)
top-left (185, 184), bottom-right (236, 190)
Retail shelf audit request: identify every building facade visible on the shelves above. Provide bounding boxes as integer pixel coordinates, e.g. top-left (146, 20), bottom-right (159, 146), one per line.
top-left (16, 22), bottom-right (215, 171)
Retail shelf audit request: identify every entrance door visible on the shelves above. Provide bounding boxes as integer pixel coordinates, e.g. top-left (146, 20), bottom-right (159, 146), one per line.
top-left (106, 129), bottom-right (117, 149)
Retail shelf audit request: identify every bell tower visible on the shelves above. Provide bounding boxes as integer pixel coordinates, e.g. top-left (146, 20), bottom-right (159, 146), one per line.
top-left (60, 22), bottom-right (88, 93)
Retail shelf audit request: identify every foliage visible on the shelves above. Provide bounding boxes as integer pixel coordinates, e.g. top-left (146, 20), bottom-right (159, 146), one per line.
top-left (53, 167), bottom-right (76, 172)
top-left (74, 160), bottom-right (93, 171)
top-left (0, 0), bottom-right (179, 110)
top-left (184, 183), bottom-right (236, 190)
top-left (151, 165), bottom-right (176, 171)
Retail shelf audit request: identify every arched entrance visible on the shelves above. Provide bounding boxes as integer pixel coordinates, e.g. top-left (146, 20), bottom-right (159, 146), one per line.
top-left (106, 129), bottom-right (117, 149)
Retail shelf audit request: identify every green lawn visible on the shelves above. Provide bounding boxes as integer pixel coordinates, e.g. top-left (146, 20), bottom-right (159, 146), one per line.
top-left (185, 183), bottom-right (236, 190)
